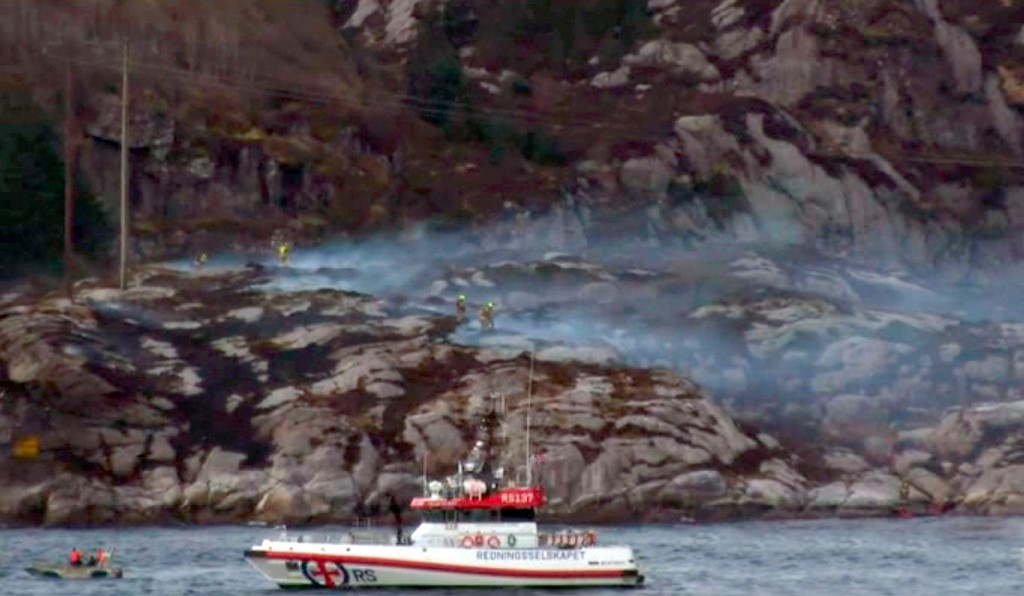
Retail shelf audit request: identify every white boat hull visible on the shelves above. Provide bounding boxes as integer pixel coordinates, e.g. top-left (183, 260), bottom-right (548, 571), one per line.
top-left (244, 542), bottom-right (644, 589)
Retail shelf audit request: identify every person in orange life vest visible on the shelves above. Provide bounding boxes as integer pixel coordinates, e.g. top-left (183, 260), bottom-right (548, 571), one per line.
top-left (96, 548), bottom-right (109, 567)
top-left (69, 548), bottom-right (83, 566)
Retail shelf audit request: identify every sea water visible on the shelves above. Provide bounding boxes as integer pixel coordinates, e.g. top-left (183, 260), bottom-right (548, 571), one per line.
top-left (1, 517), bottom-right (1022, 595)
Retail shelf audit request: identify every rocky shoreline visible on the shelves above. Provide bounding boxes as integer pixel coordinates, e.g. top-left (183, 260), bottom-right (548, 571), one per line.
top-left (0, 261), bottom-right (1022, 527)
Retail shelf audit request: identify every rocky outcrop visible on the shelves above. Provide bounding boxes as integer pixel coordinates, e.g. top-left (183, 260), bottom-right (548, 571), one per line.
top-left (7, 0), bottom-right (1021, 274)
top-left (560, 0), bottom-right (1024, 271)
top-left (0, 264), bottom-right (802, 525)
top-left (412, 243), bottom-right (1024, 437)
top-left (4, 247), bottom-right (1024, 525)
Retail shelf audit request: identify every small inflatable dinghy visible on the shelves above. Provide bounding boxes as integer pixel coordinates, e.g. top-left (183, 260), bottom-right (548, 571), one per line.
top-left (25, 562), bottom-right (123, 579)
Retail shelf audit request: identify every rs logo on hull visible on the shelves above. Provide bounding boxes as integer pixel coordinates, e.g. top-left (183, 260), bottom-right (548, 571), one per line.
top-left (300, 560), bottom-right (377, 587)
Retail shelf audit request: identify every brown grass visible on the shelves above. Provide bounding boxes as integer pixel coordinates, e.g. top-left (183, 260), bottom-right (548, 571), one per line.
top-left (0, 0), bottom-right (365, 129)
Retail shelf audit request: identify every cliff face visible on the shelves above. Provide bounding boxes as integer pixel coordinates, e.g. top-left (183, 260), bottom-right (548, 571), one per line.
top-left (3, 0), bottom-right (1021, 271)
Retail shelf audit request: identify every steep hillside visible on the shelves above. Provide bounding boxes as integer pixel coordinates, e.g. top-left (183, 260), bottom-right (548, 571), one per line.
top-left (1, 0), bottom-right (1021, 273)
top-left (3, 0), bottom-right (1024, 526)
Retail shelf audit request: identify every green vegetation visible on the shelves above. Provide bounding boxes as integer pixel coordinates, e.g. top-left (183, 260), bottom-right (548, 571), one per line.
top-left (405, 5), bottom-right (567, 166)
top-left (668, 164), bottom-right (747, 224)
top-left (858, 25), bottom-right (911, 47)
top-left (0, 92), bottom-right (111, 277)
top-left (972, 165), bottom-right (1009, 209)
top-left (472, 0), bottom-right (652, 76)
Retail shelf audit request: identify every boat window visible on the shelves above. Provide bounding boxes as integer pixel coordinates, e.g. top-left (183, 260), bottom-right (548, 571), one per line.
top-left (420, 510), bottom-right (445, 522)
top-left (417, 508), bottom-right (535, 522)
top-left (499, 508), bottom-right (535, 521)
top-left (463, 509), bottom-right (493, 522)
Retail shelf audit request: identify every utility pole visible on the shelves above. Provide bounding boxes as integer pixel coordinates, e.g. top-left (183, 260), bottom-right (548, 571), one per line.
top-left (63, 60), bottom-right (77, 298)
top-left (119, 40), bottom-right (130, 290)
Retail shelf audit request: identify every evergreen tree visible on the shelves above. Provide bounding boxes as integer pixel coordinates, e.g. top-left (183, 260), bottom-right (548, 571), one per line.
top-left (0, 94), bottom-right (110, 277)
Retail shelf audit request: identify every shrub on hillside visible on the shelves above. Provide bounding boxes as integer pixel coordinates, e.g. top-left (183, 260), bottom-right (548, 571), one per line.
top-left (406, 6), bottom-right (471, 132)
top-left (405, 4), bottom-right (571, 167)
top-left (0, 95), bottom-right (111, 277)
top-left (475, 0), bottom-right (652, 75)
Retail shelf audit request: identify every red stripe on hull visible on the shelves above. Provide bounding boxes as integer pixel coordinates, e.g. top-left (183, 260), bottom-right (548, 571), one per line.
top-left (260, 551), bottom-right (628, 580)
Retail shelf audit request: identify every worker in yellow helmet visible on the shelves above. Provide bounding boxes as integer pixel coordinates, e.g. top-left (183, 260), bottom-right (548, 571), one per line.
top-left (455, 294), bottom-right (467, 323)
top-left (278, 242), bottom-right (290, 265)
top-left (479, 301), bottom-right (495, 331)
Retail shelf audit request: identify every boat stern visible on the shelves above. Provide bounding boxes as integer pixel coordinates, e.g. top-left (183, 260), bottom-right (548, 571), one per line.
top-left (620, 547), bottom-right (645, 587)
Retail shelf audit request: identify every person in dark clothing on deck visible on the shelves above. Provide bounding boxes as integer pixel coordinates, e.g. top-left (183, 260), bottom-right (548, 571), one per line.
top-left (388, 493), bottom-right (404, 543)
top-left (352, 501), bottom-right (367, 525)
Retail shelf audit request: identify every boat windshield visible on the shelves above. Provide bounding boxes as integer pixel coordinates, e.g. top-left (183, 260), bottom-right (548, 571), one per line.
top-left (419, 508), bottom-right (536, 523)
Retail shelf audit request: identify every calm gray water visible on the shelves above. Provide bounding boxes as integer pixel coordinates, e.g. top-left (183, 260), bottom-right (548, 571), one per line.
top-left (1, 517), bottom-right (1022, 595)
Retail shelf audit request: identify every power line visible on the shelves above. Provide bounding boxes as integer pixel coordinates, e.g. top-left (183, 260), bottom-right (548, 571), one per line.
top-left (87, 55), bottom-right (1024, 170)
top-left (7, 50), bottom-right (648, 133)
top-left (3, 53), bottom-right (1022, 171)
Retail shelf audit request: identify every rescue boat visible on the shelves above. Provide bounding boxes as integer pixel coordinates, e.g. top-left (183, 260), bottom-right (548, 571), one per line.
top-left (24, 562), bottom-right (123, 580)
top-left (244, 356), bottom-right (645, 589)
top-left (244, 484), bottom-right (643, 589)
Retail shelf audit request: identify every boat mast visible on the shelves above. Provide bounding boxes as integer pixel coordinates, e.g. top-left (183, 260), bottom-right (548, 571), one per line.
top-left (422, 452), bottom-right (428, 496)
top-left (525, 348), bottom-right (535, 487)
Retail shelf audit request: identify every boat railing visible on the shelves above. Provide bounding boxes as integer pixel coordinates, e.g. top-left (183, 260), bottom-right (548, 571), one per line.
top-left (411, 535), bottom-right (462, 548)
top-left (268, 529), bottom-right (400, 546)
top-left (538, 529), bottom-right (599, 548)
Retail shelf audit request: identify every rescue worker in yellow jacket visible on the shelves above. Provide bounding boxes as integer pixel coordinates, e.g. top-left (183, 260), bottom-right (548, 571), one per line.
top-left (479, 302), bottom-right (495, 331)
top-left (455, 294), bottom-right (467, 322)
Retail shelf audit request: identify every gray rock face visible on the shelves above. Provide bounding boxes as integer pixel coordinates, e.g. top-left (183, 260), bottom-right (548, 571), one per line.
top-left (843, 472), bottom-right (900, 510)
top-left (622, 41), bottom-right (720, 82)
top-left (658, 470), bottom-right (727, 505)
top-left (591, 67), bottom-right (631, 89)
top-left (807, 482), bottom-right (850, 510)
top-left (0, 266), bottom-right (802, 525)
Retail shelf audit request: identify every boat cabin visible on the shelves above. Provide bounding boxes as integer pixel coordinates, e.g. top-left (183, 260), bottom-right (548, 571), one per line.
top-left (409, 481), bottom-right (544, 548)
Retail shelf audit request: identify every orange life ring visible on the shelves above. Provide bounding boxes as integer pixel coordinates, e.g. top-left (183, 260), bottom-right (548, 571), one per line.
top-left (487, 535), bottom-right (501, 548)
top-left (460, 535), bottom-right (475, 548)
top-left (474, 533), bottom-right (484, 547)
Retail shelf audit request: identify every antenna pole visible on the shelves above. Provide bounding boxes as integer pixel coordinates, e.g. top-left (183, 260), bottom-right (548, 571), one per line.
top-left (422, 452), bottom-right (427, 496)
top-left (525, 348), bottom-right (535, 486)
